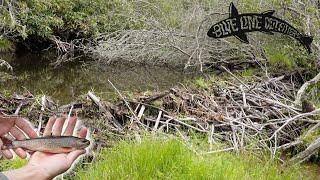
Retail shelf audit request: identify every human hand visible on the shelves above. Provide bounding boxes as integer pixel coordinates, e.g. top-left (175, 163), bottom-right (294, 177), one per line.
top-left (0, 116), bottom-right (38, 159)
top-left (26, 116), bottom-right (88, 179)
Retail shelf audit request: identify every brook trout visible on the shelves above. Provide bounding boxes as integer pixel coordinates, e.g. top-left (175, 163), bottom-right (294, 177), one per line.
top-left (1, 136), bottom-right (90, 153)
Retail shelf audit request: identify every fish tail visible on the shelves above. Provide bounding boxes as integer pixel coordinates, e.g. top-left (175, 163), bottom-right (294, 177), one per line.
top-left (1, 136), bottom-right (13, 150)
top-left (299, 35), bottom-right (313, 54)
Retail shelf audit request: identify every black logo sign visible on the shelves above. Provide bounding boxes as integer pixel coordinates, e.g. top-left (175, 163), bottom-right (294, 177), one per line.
top-left (207, 2), bottom-right (313, 54)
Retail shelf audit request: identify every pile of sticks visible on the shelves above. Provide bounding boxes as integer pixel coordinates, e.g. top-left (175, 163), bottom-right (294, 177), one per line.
top-left (86, 0), bottom-right (320, 71)
top-left (83, 74), bottom-right (319, 164)
top-left (1, 73), bottom-right (319, 163)
top-left (89, 28), bottom-right (263, 72)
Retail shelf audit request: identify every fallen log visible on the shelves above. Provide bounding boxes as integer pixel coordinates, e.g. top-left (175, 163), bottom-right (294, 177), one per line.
top-left (289, 136), bottom-right (320, 164)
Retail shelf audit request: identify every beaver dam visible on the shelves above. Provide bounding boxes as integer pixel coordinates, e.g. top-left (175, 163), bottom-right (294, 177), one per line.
top-left (1, 70), bottom-right (320, 165)
top-left (1, 0), bottom-right (320, 179)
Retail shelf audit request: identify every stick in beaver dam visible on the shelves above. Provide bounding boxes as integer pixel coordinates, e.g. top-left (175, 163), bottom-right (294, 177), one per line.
top-left (1, 136), bottom-right (90, 153)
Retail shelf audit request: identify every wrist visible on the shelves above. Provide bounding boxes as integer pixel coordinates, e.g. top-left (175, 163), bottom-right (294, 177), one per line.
top-left (25, 164), bottom-right (52, 180)
top-left (3, 164), bottom-right (51, 180)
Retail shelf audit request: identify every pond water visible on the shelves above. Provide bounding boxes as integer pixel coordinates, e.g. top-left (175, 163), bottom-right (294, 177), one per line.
top-left (0, 53), bottom-right (199, 104)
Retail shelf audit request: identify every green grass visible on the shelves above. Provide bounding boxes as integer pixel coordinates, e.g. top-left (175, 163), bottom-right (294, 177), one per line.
top-left (0, 158), bottom-right (27, 172)
top-left (264, 43), bottom-right (294, 70)
top-left (303, 130), bottom-right (320, 145)
top-left (193, 77), bottom-right (210, 89)
top-left (74, 137), bottom-right (314, 180)
top-left (0, 137), bottom-right (316, 179)
top-left (238, 68), bottom-right (256, 80)
top-left (191, 75), bottom-right (217, 90)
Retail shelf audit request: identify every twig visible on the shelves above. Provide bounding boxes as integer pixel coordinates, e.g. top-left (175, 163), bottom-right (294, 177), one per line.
top-left (108, 80), bottom-right (139, 123)
top-left (37, 96), bottom-right (46, 134)
top-left (270, 109), bottom-right (320, 140)
top-left (153, 111), bottom-right (162, 132)
top-left (220, 66), bottom-right (250, 89)
top-left (202, 147), bottom-right (235, 154)
top-left (137, 105), bottom-right (145, 121)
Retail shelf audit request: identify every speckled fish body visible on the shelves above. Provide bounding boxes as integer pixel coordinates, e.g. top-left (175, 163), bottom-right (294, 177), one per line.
top-left (3, 136), bottom-right (90, 153)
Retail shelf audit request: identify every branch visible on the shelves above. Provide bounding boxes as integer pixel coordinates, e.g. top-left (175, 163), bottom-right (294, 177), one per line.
top-left (290, 137), bottom-right (320, 164)
top-left (295, 72), bottom-right (320, 104)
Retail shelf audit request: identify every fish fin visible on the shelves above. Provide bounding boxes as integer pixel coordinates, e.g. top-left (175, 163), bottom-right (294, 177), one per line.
top-left (263, 10), bottom-right (275, 16)
top-left (229, 2), bottom-right (239, 17)
top-left (299, 35), bottom-right (313, 54)
top-left (61, 147), bottom-right (73, 153)
top-left (234, 32), bottom-right (249, 43)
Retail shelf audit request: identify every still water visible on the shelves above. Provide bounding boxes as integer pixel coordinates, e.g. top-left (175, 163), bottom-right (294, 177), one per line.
top-left (0, 53), bottom-right (198, 104)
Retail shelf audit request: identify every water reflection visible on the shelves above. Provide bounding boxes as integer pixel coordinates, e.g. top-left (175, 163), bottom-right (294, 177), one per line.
top-left (0, 53), bottom-right (198, 103)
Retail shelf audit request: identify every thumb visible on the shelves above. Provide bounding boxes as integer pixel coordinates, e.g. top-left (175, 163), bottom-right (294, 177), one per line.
top-left (67, 149), bottom-right (86, 165)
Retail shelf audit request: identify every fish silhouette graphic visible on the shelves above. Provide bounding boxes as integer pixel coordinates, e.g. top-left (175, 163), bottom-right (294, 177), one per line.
top-left (207, 2), bottom-right (313, 54)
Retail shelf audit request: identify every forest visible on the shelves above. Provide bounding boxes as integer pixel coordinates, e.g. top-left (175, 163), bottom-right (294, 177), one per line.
top-left (0, 0), bottom-right (320, 179)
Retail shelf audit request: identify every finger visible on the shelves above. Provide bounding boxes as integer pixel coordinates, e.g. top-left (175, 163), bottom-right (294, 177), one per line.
top-left (2, 150), bottom-right (13, 159)
top-left (63, 117), bottom-right (77, 136)
top-left (52, 117), bottom-right (65, 136)
top-left (11, 128), bottom-right (28, 159)
top-left (67, 149), bottom-right (85, 165)
top-left (10, 126), bottom-right (27, 140)
top-left (15, 118), bottom-right (38, 138)
top-left (13, 148), bottom-right (27, 159)
top-left (78, 127), bottom-right (88, 138)
top-left (9, 127), bottom-right (28, 159)
top-left (43, 117), bottom-right (56, 136)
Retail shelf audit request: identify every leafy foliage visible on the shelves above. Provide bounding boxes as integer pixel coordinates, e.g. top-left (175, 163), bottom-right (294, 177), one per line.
top-left (1, 0), bottom-right (143, 40)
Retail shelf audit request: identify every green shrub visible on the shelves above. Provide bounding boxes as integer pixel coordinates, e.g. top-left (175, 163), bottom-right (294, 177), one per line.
top-left (1, 0), bottom-right (144, 40)
top-left (0, 0), bottom-right (197, 41)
